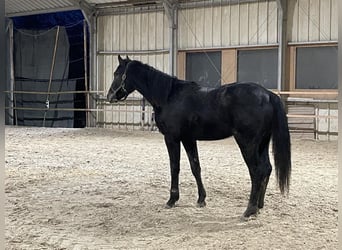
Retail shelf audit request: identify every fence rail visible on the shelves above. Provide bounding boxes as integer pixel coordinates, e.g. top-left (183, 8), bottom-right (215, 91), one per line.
top-left (5, 90), bottom-right (339, 140)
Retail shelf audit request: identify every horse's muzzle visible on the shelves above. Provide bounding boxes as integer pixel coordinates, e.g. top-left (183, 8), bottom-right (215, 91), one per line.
top-left (107, 92), bottom-right (117, 103)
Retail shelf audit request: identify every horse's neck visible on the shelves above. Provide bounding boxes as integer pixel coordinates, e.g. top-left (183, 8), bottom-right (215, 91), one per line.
top-left (130, 63), bottom-right (172, 108)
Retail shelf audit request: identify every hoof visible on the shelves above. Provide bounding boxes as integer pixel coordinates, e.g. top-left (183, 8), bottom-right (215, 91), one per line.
top-left (242, 206), bottom-right (259, 218)
top-left (165, 201), bottom-right (176, 209)
top-left (240, 214), bottom-right (257, 222)
top-left (197, 201), bottom-right (206, 208)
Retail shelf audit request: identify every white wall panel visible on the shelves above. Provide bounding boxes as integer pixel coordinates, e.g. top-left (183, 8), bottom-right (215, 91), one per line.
top-left (239, 3), bottom-right (249, 45)
top-left (97, 10), bottom-right (170, 96)
top-left (204, 7), bottom-right (213, 47)
top-left (319, 0), bottom-right (331, 40)
top-left (257, 1), bottom-right (268, 44)
top-left (230, 4), bottom-right (239, 45)
top-left (212, 6), bottom-right (222, 47)
top-left (288, 0), bottom-right (337, 42)
top-left (133, 13), bottom-right (141, 50)
top-left (298, 0), bottom-right (309, 42)
top-left (141, 13), bottom-right (149, 50)
top-left (331, 0), bottom-right (337, 39)
top-left (267, 1), bottom-right (278, 43)
top-left (112, 16), bottom-right (120, 50)
top-left (126, 14), bottom-right (134, 51)
top-left (308, 0), bottom-right (320, 41)
top-left (178, 0), bottom-right (279, 49)
top-left (195, 8), bottom-right (205, 47)
top-left (248, 3), bottom-right (258, 44)
top-left (221, 5), bottom-right (231, 46)
top-left (156, 12), bottom-right (165, 50)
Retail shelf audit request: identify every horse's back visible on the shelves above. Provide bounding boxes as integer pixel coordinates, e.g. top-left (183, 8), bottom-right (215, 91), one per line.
top-left (156, 81), bottom-right (276, 140)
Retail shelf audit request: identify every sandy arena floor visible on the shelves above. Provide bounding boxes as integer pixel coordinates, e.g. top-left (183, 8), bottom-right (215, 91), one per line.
top-left (5, 126), bottom-right (338, 249)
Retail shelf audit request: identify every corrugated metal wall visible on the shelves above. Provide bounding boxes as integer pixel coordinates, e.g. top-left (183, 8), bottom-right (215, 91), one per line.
top-left (96, 10), bottom-right (170, 129)
top-left (289, 0), bottom-right (338, 43)
top-left (178, 1), bottom-right (278, 48)
top-left (97, 11), bottom-right (169, 91)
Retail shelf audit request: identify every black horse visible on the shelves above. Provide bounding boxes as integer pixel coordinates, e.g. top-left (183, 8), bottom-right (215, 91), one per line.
top-left (107, 55), bottom-right (291, 218)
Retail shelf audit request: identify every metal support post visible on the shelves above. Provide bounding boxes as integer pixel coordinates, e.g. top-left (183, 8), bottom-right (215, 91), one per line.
top-left (163, 0), bottom-right (178, 76)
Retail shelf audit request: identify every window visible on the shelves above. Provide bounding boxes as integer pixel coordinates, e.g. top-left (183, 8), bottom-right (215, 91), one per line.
top-left (186, 51), bottom-right (222, 88)
top-left (237, 49), bottom-right (278, 89)
top-left (295, 46), bottom-right (337, 89)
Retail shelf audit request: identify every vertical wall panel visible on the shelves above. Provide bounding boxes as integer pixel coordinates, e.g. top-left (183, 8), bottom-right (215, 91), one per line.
top-left (330, 0), bottom-right (337, 39)
top-left (148, 54), bottom-right (156, 68)
top-left (230, 4), bottom-right (239, 45)
top-left (212, 6), bottom-right (222, 47)
top-left (133, 13), bottom-right (141, 50)
top-left (221, 5), bottom-right (231, 46)
top-left (289, 0), bottom-right (336, 42)
top-left (119, 15), bottom-right (127, 51)
top-left (148, 12), bottom-right (156, 50)
top-left (258, 1), bottom-right (268, 44)
top-left (308, 0), bottom-right (320, 41)
top-left (163, 13), bottom-right (169, 49)
top-left (126, 14), bottom-right (134, 51)
top-left (97, 17), bottom-right (105, 50)
top-left (141, 13), bottom-right (149, 50)
top-left (178, 9), bottom-right (186, 48)
top-left (195, 8), bottom-right (205, 47)
top-left (239, 3), bottom-right (249, 45)
top-left (268, 1), bottom-right (278, 43)
top-left (248, 3), bottom-right (258, 44)
top-left (156, 12), bottom-right (164, 50)
top-left (112, 16), bottom-right (120, 50)
top-left (104, 16), bottom-right (112, 51)
top-left (163, 53), bottom-right (169, 74)
top-left (204, 6), bottom-right (213, 47)
top-left (97, 56), bottom-right (104, 92)
top-left (155, 54), bottom-right (164, 72)
top-left (289, 0), bottom-right (299, 42)
top-left (187, 8), bottom-right (196, 48)
top-left (320, 0), bottom-right (331, 40)
top-left (298, 0), bottom-right (309, 41)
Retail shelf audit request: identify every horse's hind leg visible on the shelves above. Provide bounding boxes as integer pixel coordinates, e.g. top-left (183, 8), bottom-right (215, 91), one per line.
top-left (235, 136), bottom-right (270, 218)
top-left (258, 152), bottom-right (272, 209)
top-left (182, 139), bottom-right (206, 207)
top-left (257, 136), bottom-right (272, 209)
top-left (258, 175), bottom-right (270, 209)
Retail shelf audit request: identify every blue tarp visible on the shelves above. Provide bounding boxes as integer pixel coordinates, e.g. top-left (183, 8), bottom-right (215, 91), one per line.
top-left (10, 10), bottom-right (88, 128)
top-left (12, 10), bottom-right (87, 79)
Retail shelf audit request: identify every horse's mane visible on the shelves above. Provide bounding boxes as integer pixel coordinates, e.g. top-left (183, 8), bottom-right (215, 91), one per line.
top-left (132, 60), bottom-right (200, 107)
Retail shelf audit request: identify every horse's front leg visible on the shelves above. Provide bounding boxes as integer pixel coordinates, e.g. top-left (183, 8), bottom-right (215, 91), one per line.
top-left (182, 139), bottom-right (206, 207)
top-left (164, 136), bottom-right (181, 208)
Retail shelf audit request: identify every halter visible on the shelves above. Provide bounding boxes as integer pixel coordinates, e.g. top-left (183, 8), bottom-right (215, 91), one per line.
top-left (110, 62), bottom-right (130, 101)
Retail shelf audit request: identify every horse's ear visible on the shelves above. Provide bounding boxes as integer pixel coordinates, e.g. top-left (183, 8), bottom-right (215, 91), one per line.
top-left (118, 55), bottom-right (124, 65)
top-left (126, 55), bottom-right (131, 61)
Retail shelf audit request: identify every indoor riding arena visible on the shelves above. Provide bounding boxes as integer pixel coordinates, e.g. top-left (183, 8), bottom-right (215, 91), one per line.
top-left (4, 0), bottom-right (338, 249)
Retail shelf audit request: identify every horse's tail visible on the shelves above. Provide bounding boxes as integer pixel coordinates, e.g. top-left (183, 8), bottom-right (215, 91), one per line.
top-left (270, 94), bottom-right (291, 194)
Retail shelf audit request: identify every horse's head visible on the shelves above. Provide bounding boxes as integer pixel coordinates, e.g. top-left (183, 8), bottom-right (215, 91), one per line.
top-left (107, 55), bottom-right (134, 103)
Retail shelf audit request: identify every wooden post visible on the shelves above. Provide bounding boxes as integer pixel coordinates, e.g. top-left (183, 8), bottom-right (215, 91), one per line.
top-left (43, 26), bottom-right (60, 127)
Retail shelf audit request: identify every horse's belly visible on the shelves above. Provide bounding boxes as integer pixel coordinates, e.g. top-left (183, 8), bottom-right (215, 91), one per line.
top-left (189, 122), bottom-right (233, 140)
